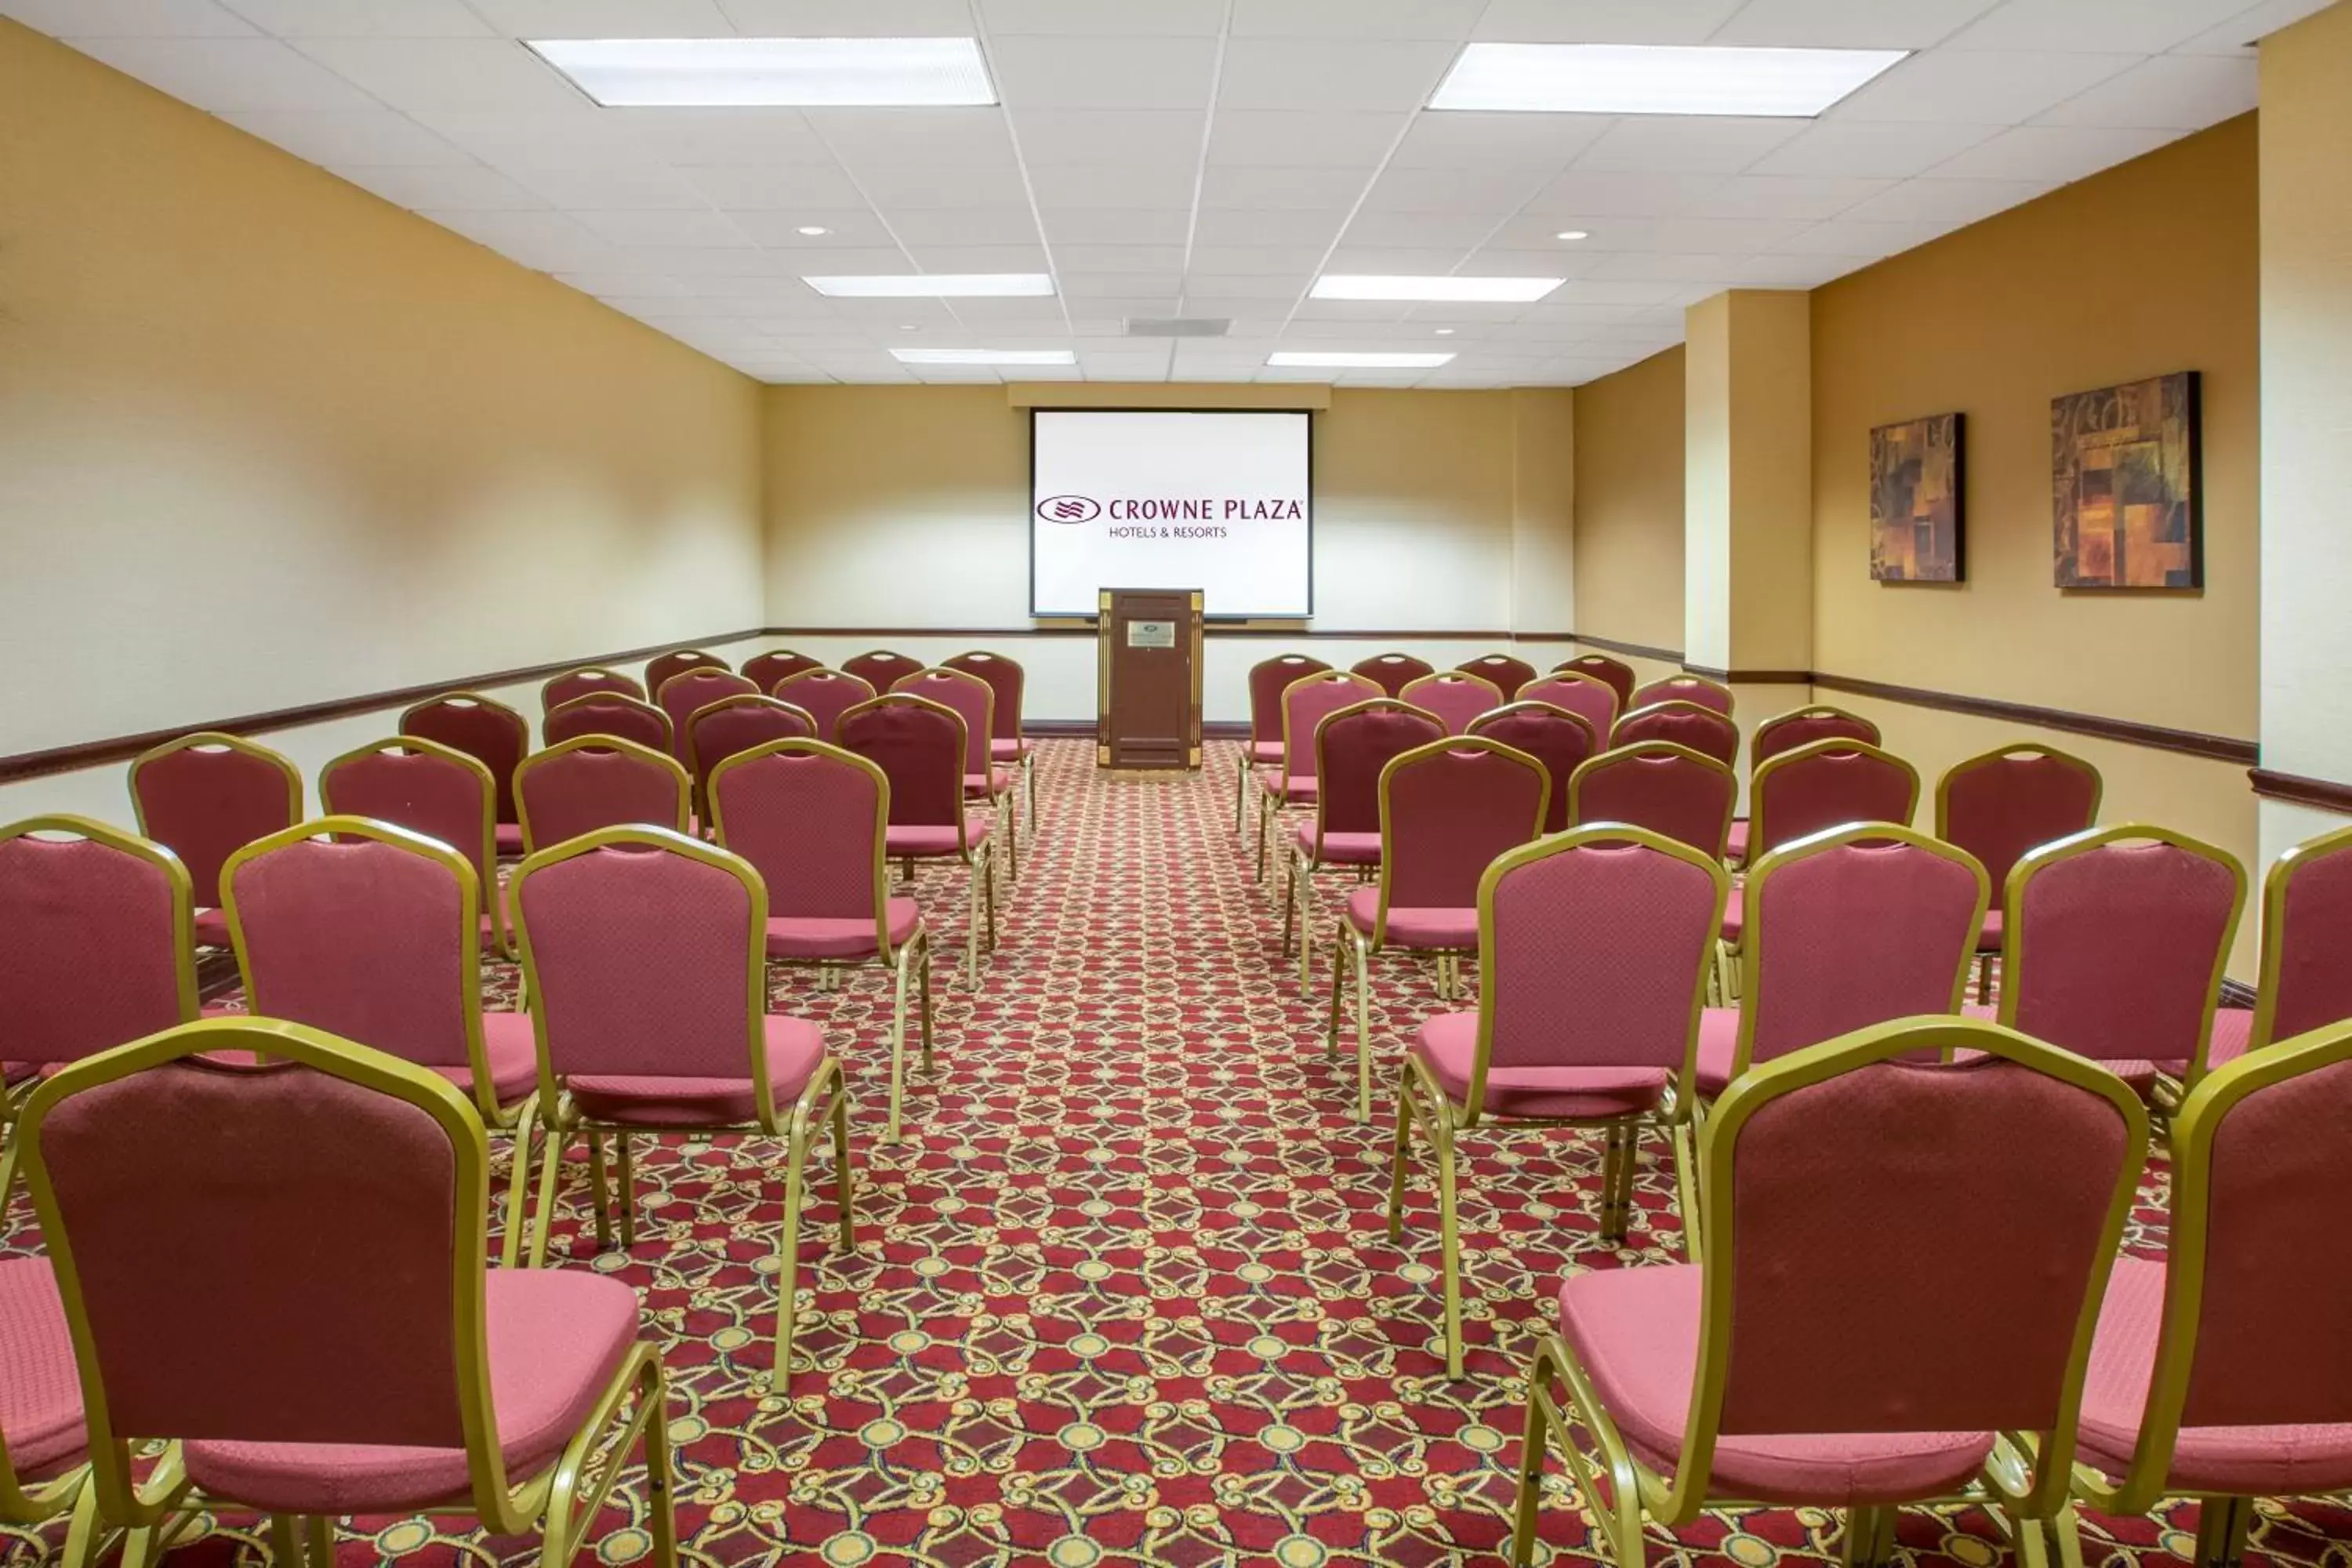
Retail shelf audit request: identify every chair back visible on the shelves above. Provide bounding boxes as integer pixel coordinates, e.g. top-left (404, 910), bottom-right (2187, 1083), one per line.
top-left (1735, 826), bottom-right (1988, 1077)
top-left (1689, 1019), bottom-right (2143, 1479)
top-left (1308, 701), bottom-right (1444, 851)
top-left (19, 1018), bottom-right (510, 1497)
top-left (2002, 826), bottom-right (2246, 1073)
top-left (543, 691), bottom-right (672, 755)
top-left (1457, 654), bottom-right (1536, 701)
top-left (773, 669), bottom-right (875, 742)
top-left (319, 738), bottom-right (497, 912)
top-left (943, 651), bottom-right (1025, 740)
top-left (1752, 704), bottom-right (1879, 766)
top-left (644, 648), bottom-right (730, 700)
top-left (1248, 655), bottom-right (1333, 746)
top-left (1568, 742), bottom-right (1737, 860)
top-left (0, 818), bottom-right (197, 1068)
top-left (222, 819), bottom-right (486, 1080)
top-left (1279, 671), bottom-right (1381, 784)
top-left (514, 736), bottom-right (689, 854)
top-left (1463, 827), bottom-right (1727, 1116)
top-left (1934, 743), bottom-right (2103, 902)
top-left (655, 669), bottom-right (758, 763)
top-left (128, 732), bottom-right (303, 908)
top-left (1398, 671), bottom-right (1502, 736)
top-left (1555, 652), bottom-right (1635, 710)
top-left (511, 829), bottom-right (768, 1103)
top-left (1632, 674), bottom-right (1733, 717)
top-left (2252, 825), bottom-right (2352, 1051)
top-left (1517, 672), bottom-right (1619, 739)
top-left (739, 649), bottom-right (820, 693)
top-left (399, 692), bottom-right (527, 829)
top-left (1375, 738), bottom-right (1548, 934)
top-left (892, 668), bottom-right (996, 780)
top-left (837, 696), bottom-right (967, 837)
top-left (541, 666), bottom-right (643, 713)
top-left (1349, 652), bottom-right (1432, 697)
top-left (1468, 702), bottom-right (1595, 833)
top-left (686, 695), bottom-right (816, 800)
top-left (1611, 700), bottom-right (1740, 767)
top-left (1748, 739), bottom-right (1920, 860)
top-left (708, 742), bottom-right (895, 953)
top-left (841, 650), bottom-right (920, 691)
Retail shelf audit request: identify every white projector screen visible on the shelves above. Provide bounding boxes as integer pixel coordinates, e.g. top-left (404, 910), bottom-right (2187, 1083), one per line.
top-left (1030, 409), bottom-right (1312, 619)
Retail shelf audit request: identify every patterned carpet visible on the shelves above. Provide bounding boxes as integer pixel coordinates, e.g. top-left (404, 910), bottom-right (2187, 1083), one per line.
top-left (2, 739), bottom-right (2343, 1566)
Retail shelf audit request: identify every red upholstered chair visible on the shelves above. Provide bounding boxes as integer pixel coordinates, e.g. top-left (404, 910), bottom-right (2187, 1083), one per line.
top-left (2066, 1018), bottom-right (2352, 1566)
top-left (1936, 744), bottom-right (2103, 1002)
top-left (1730, 706), bottom-right (1883, 862)
top-left (1632, 674), bottom-right (1734, 717)
top-left (543, 691), bottom-right (672, 756)
top-left (0, 1245), bottom-right (93, 1548)
top-left (128, 731), bottom-right (303, 955)
top-left (509, 828), bottom-right (852, 1388)
top-left (401, 692), bottom-right (529, 858)
top-left (644, 648), bottom-right (730, 702)
top-left (1256, 670), bottom-right (1380, 881)
top-left (1555, 652), bottom-right (1635, 711)
top-left (321, 735), bottom-right (509, 954)
top-left (684, 695), bottom-right (815, 824)
top-left (513, 736), bottom-right (690, 855)
top-left (710, 741), bottom-right (933, 1142)
top-left (1389, 827), bottom-right (1728, 1377)
top-left (15, 1016), bottom-right (678, 1567)
top-left (841, 649), bottom-right (919, 691)
top-left (655, 668), bottom-right (757, 767)
top-left (1399, 670), bottom-right (1504, 737)
top-left (773, 668), bottom-right (875, 743)
top-left (1329, 736), bottom-right (1548, 1124)
top-left (1569, 742), bottom-right (1737, 861)
top-left (1239, 654), bottom-right (1332, 836)
top-left (1282, 699), bottom-right (1446, 985)
top-left (1350, 652), bottom-right (1433, 698)
top-left (1517, 672), bottom-right (1619, 741)
top-left (541, 666), bottom-right (643, 713)
top-left (1509, 1017), bottom-right (2148, 1568)
top-left (1469, 702), bottom-right (1596, 833)
top-left (2001, 825), bottom-right (2247, 1102)
top-left (739, 648), bottom-right (821, 693)
top-left (1457, 653), bottom-right (1537, 701)
top-left (1611, 700), bottom-right (1739, 768)
top-left (894, 667), bottom-right (1019, 880)
top-left (220, 818), bottom-right (539, 1147)
top-left (944, 651), bottom-right (1036, 829)
top-left (2221, 823), bottom-right (2352, 1072)
top-left (838, 696), bottom-right (997, 993)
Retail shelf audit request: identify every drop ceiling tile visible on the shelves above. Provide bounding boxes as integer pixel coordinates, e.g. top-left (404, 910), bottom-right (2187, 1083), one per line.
top-left (2170, 0), bottom-right (2336, 54)
top-left (1521, 170), bottom-right (1730, 217)
top-left (2, 0), bottom-right (253, 34)
top-left (1197, 165), bottom-right (1373, 210)
top-left (221, 108), bottom-right (475, 165)
top-left (688, 274), bottom-right (836, 302)
top-left (423, 206), bottom-right (625, 268)
top-left (572, 208), bottom-right (757, 247)
top-left (221, 0), bottom-right (488, 34)
top-left (1189, 243), bottom-right (1334, 272)
top-left (1541, 280), bottom-right (1692, 306)
top-left (717, 0), bottom-right (975, 31)
top-left (612, 244), bottom-right (799, 274)
top-left (1356, 164), bottom-right (1556, 214)
top-left (1941, 0), bottom-right (2250, 53)
top-left (1584, 252), bottom-right (1745, 282)
top-left (753, 245), bottom-right (910, 271)
top-left (1708, 0), bottom-right (2002, 46)
top-left (1338, 209), bottom-right (1510, 248)
top-left (1471, 0), bottom-right (1745, 42)
top-left (699, 207), bottom-right (893, 244)
top-left (1204, 111), bottom-right (1408, 168)
top-left (510, 164), bottom-right (709, 208)
top-left (343, 162), bottom-right (549, 209)
top-left (1051, 243), bottom-right (1188, 272)
top-left (802, 109), bottom-right (1019, 167)
top-left (1232, 0), bottom-right (1486, 38)
top-left (981, 0), bottom-right (1225, 34)
top-left (1766, 216), bottom-right (1953, 255)
top-left (1719, 252), bottom-right (1875, 286)
top-left (620, 108), bottom-right (835, 166)
top-left (1320, 245), bottom-right (1472, 272)
top-left (1574, 118), bottom-right (1809, 175)
top-left (1454, 244), bottom-right (1610, 278)
top-left (1192, 206), bottom-right (1352, 247)
top-left (1835, 176), bottom-right (2052, 224)
top-left (1027, 163), bottom-right (1201, 209)
top-left (1927, 123), bottom-right (2176, 181)
top-left (464, 0), bottom-right (734, 36)
top-left (2033, 53), bottom-right (2257, 128)
top-left (1215, 38), bottom-right (1459, 111)
top-left (1038, 208), bottom-right (1192, 245)
top-left (1749, 119), bottom-right (2002, 177)
top-left (1180, 274), bottom-right (1312, 299)
top-left (1385, 111), bottom-right (1616, 172)
top-left (290, 38), bottom-right (586, 111)
top-left (416, 111), bottom-right (652, 169)
top-left (680, 165), bottom-right (869, 210)
top-left (1828, 49), bottom-right (2138, 122)
top-left (1060, 270), bottom-right (1185, 296)
top-left (1683, 174), bottom-right (1893, 220)
top-left (1009, 109), bottom-right (1207, 166)
top-left (939, 297), bottom-right (1072, 322)
top-left (902, 244), bottom-right (1052, 270)
top-left (988, 35), bottom-right (1221, 111)
top-left (885, 207), bottom-right (1044, 245)
top-left (69, 37), bottom-right (383, 110)
top-left (557, 270), bottom-right (697, 298)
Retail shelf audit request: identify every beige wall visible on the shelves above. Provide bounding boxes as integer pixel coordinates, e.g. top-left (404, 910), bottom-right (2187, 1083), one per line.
top-left (0, 21), bottom-right (764, 817)
top-left (1571, 347), bottom-right (1686, 654)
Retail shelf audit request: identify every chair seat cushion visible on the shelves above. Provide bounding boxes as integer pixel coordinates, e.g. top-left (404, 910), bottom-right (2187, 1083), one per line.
top-left (1271, 775), bottom-right (1316, 804)
top-left (2077, 1256), bottom-right (2352, 1494)
top-left (194, 906), bottom-right (230, 949)
top-left (430, 1011), bottom-right (538, 1108)
top-left (964, 767), bottom-right (1016, 797)
top-left (1975, 907), bottom-right (2002, 953)
top-left (990, 739), bottom-right (1034, 760)
top-left (1726, 818), bottom-right (1749, 862)
top-left (2207, 1007), bottom-right (2253, 1069)
top-left (887, 818), bottom-right (991, 858)
top-left (1412, 1011), bottom-right (1666, 1120)
top-left (4, 1060), bottom-right (36, 1087)
top-left (568, 1015), bottom-right (826, 1128)
top-left (0, 1258), bottom-right (86, 1481)
top-left (765, 898), bottom-right (922, 961)
top-left (1559, 1265), bottom-right (1995, 1505)
top-left (1719, 886), bottom-right (1741, 944)
top-left (1950, 1025), bottom-right (2169, 1094)
top-left (1694, 1007), bottom-right (1740, 1098)
top-left (184, 1269), bottom-right (640, 1514)
top-left (495, 822), bottom-right (525, 856)
top-left (1294, 826), bottom-right (1382, 866)
top-left (1345, 887), bottom-right (1475, 950)
top-left (1248, 742), bottom-right (1283, 765)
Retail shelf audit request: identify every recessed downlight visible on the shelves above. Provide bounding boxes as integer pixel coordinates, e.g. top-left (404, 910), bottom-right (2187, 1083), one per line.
top-left (1555, 230), bottom-right (1590, 241)
top-left (796, 225), bottom-right (831, 236)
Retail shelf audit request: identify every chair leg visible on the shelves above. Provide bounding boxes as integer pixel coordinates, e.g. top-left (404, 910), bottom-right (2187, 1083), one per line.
top-left (1353, 935), bottom-right (1374, 1125)
top-left (831, 1085), bottom-right (856, 1250)
top-left (1978, 953), bottom-right (1996, 1005)
top-left (1671, 1115), bottom-right (1704, 1262)
top-left (1385, 1060), bottom-right (1416, 1241)
top-left (1839, 1506), bottom-right (1898, 1568)
top-left (887, 942), bottom-right (913, 1144)
top-left (528, 1111), bottom-right (566, 1269)
top-left (962, 859), bottom-right (982, 990)
top-left (267, 1516), bottom-right (300, 1566)
top-left (1298, 864), bottom-right (1317, 993)
top-left (1599, 1123), bottom-right (1627, 1243)
top-left (303, 1515), bottom-right (335, 1568)
top-left (918, 937), bottom-right (936, 1069)
top-left (641, 1359), bottom-right (682, 1568)
top-left (1436, 1109), bottom-right (1465, 1379)
top-left (1255, 788), bottom-right (1274, 881)
top-left (615, 1133), bottom-right (639, 1248)
top-left (1280, 847), bottom-right (1299, 959)
top-left (771, 1110), bottom-right (811, 1392)
top-left (1324, 924), bottom-right (1348, 1056)
top-left (499, 1112), bottom-right (535, 1269)
top-left (1510, 1373), bottom-right (1552, 1568)
top-left (2193, 1497), bottom-right (2252, 1568)
top-left (586, 1132), bottom-right (613, 1250)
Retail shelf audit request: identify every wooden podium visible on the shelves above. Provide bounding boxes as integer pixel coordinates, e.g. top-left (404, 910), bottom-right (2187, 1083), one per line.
top-left (1096, 587), bottom-right (1203, 771)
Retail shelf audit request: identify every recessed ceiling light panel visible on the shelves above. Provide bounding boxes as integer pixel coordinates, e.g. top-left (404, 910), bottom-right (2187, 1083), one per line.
top-left (1428, 42), bottom-right (1906, 117)
top-left (1310, 275), bottom-right (1561, 303)
top-left (804, 274), bottom-right (1054, 298)
top-left (892, 348), bottom-right (1076, 365)
top-left (1268, 351), bottom-right (1455, 368)
top-left (528, 37), bottom-right (997, 108)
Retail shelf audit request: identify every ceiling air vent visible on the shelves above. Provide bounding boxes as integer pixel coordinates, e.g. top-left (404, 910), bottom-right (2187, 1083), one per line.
top-left (1123, 318), bottom-right (1231, 338)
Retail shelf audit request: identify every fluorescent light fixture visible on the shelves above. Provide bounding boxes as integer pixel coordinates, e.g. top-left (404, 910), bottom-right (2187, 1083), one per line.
top-left (803, 273), bottom-right (1054, 298)
top-left (1555, 230), bottom-right (1590, 241)
top-left (795, 225), bottom-right (830, 236)
top-left (1267, 351), bottom-right (1455, 369)
top-left (1428, 42), bottom-right (1907, 117)
top-left (891, 348), bottom-right (1076, 365)
top-left (1311, 274), bottom-right (1561, 303)
top-left (528, 37), bottom-right (996, 108)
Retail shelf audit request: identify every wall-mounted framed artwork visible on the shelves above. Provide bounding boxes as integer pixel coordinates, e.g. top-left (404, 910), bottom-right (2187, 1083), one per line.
top-left (2051, 370), bottom-right (2202, 589)
top-left (1869, 412), bottom-right (1964, 583)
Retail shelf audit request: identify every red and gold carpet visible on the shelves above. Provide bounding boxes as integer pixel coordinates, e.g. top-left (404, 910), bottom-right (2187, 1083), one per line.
top-left (2, 739), bottom-right (2342, 1566)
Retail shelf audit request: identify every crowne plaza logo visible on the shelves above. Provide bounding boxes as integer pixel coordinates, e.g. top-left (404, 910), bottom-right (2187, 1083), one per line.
top-left (1037, 495), bottom-right (1102, 523)
top-left (1036, 494), bottom-right (1303, 524)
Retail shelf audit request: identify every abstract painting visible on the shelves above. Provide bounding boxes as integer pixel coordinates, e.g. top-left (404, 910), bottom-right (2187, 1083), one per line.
top-left (2052, 371), bottom-right (2202, 589)
top-left (1870, 412), bottom-right (1964, 583)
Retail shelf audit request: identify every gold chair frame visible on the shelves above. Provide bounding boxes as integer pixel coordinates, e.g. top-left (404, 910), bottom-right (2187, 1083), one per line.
top-left (511, 735), bottom-right (691, 858)
top-left (1564, 742), bottom-right (1737, 858)
top-left (1751, 702), bottom-right (1879, 760)
top-left (2241, 822), bottom-right (2352, 1058)
top-left (538, 665), bottom-right (643, 713)
top-left (1608, 699), bottom-right (1741, 766)
top-left (1397, 670), bottom-right (1505, 730)
top-left (895, 666), bottom-right (1022, 884)
top-left (943, 650), bottom-right (1041, 839)
top-left (1279, 697), bottom-right (1445, 988)
top-left (16, 1016), bottom-right (678, 1568)
top-left (320, 735), bottom-right (508, 954)
top-left (739, 648), bottom-right (819, 693)
top-left (707, 740), bottom-right (938, 1144)
top-left (1234, 655), bottom-right (1332, 839)
top-left (838, 694), bottom-right (1000, 993)
top-left (1933, 743), bottom-right (2103, 1003)
top-left (1387, 826), bottom-right (1729, 1380)
top-left (1508, 1016), bottom-right (2150, 1568)
top-left (397, 689), bottom-right (529, 767)
top-left (1553, 652), bottom-right (1635, 699)
top-left (682, 694), bottom-right (818, 829)
top-left (1254, 670), bottom-right (1380, 882)
top-left (643, 648), bottom-right (731, 698)
top-left (1516, 671), bottom-right (1622, 731)
top-left (127, 731), bottom-right (304, 950)
top-left (543, 691), bottom-right (675, 754)
top-left (507, 827), bottom-right (855, 1388)
top-left (1632, 674), bottom-right (1736, 717)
